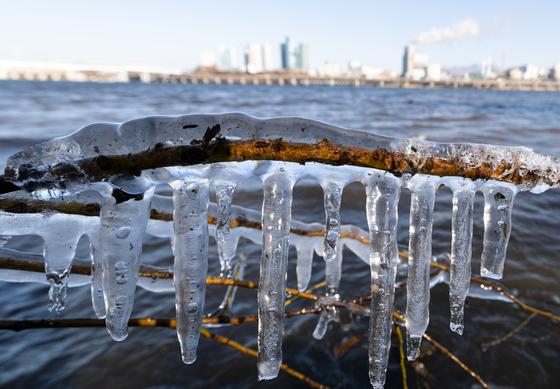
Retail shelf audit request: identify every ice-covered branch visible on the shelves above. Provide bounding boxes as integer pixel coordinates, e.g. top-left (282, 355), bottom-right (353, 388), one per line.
top-left (3, 114), bottom-right (559, 191)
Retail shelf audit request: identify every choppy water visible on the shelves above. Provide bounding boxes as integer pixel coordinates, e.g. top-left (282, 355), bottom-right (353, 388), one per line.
top-left (0, 80), bottom-right (559, 388)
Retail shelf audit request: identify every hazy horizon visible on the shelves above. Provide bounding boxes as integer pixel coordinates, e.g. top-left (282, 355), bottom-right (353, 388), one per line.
top-left (1, 0), bottom-right (559, 71)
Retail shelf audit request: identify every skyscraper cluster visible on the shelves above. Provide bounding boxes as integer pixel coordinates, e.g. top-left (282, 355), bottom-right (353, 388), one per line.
top-left (280, 37), bottom-right (309, 71)
top-left (211, 37), bottom-right (309, 74)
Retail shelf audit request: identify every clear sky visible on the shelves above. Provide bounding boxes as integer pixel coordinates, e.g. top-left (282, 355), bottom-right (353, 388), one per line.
top-left (0, 0), bottom-right (558, 71)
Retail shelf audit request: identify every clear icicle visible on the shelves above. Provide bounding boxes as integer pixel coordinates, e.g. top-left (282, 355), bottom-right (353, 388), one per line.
top-left (100, 188), bottom-right (154, 341)
top-left (448, 179), bottom-right (476, 334)
top-left (171, 179), bottom-right (209, 364)
top-left (295, 241), bottom-right (315, 292)
top-left (323, 182), bottom-right (343, 263)
top-left (365, 173), bottom-right (401, 388)
top-left (42, 227), bottom-right (81, 313)
top-left (89, 234), bottom-right (106, 319)
top-left (313, 241), bottom-right (343, 340)
top-left (216, 249), bottom-right (247, 315)
top-left (214, 182), bottom-right (236, 277)
top-left (405, 175), bottom-right (438, 361)
top-left (480, 182), bottom-right (517, 279)
top-left (257, 171), bottom-right (293, 380)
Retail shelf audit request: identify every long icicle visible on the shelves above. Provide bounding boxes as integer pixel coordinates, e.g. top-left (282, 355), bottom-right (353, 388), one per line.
top-left (100, 188), bottom-right (154, 341)
top-left (89, 232), bottom-right (106, 319)
top-left (214, 182), bottom-right (236, 277)
top-left (365, 172), bottom-right (401, 388)
top-left (405, 175), bottom-right (438, 360)
top-left (322, 181), bottom-right (343, 263)
top-left (448, 179), bottom-right (476, 334)
top-left (171, 178), bottom-right (209, 364)
top-left (257, 170), bottom-right (294, 380)
top-left (480, 182), bottom-right (517, 279)
top-left (312, 240), bottom-right (343, 340)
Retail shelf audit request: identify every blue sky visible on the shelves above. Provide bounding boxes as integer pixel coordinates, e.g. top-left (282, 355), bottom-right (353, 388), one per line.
top-left (0, 0), bottom-right (558, 71)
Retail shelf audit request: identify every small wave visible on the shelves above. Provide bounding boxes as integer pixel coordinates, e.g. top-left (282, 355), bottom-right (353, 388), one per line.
top-left (423, 113), bottom-right (489, 122)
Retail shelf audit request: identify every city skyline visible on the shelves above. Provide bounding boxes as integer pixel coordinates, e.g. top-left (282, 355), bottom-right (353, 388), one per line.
top-left (1, 1), bottom-right (559, 72)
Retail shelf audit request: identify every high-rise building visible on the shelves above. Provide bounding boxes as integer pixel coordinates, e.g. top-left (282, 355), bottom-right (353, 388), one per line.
top-left (280, 37), bottom-right (292, 69)
top-left (245, 43), bottom-right (264, 73)
top-left (281, 37), bottom-right (309, 71)
top-left (216, 45), bottom-right (239, 71)
top-left (402, 45), bottom-right (414, 77)
top-left (553, 63), bottom-right (560, 81)
top-left (261, 44), bottom-right (274, 71)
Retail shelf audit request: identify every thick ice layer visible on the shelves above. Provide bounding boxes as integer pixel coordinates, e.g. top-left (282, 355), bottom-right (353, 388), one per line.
top-left (6, 113), bottom-right (559, 193)
top-left (405, 174), bottom-right (439, 361)
top-left (257, 171), bottom-right (294, 380)
top-left (171, 179), bottom-right (209, 364)
top-left (480, 182), bottom-right (517, 279)
top-left (364, 173), bottom-right (401, 388)
top-left (447, 178), bottom-right (476, 334)
top-left (99, 188), bottom-right (154, 341)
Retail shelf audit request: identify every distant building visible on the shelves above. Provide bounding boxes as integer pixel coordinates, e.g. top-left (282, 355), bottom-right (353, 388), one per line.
top-left (317, 62), bottom-right (343, 77)
top-left (481, 57), bottom-right (494, 79)
top-left (245, 43), bottom-right (264, 74)
top-left (521, 64), bottom-right (539, 81)
top-left (402, 45), bottom-right (428, 80)
top-left (280, 37), bottom-right (309, 71)
top-left (553, 63), bottom-right (560, 81)
top-left (261, 44), bottom-right (274, 71)
top-left (507, 67), bottom-right (523, 81)
top-left (244, 43), bottom-right (275, 73)
top-left (426, 64), bottom-right (442, 81)
top-left (216, 45), bottom-right (239, 71)
top-left (402, 45), bottom-right (414, 77)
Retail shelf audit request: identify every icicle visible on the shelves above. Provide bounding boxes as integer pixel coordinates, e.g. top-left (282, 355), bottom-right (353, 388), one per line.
top-left (100, 188), bottom-right (154, 341)
top-left (89, 233), bottom-right (106, 319)
top-left (405, 175), bottom-right (438, 361)
top-left (257, 170), bottom-right (294, 380)
top-left (365, 173), bottom-right (401, 388)
top-left (295, 240), bottom-right (315, 291)
top-left (215, 247), bottom-right (246, 316)
top-left (171, 178), bottom-right (210, 364)
top-left (480, 182), bottom-right (517, 279)
top-left (448, 179), bottom-right (476, 334)
top-left (313, 240), bottom-right (343, 340)
top-left (322, 182), bottom-right (343, 263)
top-left (42, 221), bottom-right (81, 313)
top-left (214, 182), bottom-right (236, 277)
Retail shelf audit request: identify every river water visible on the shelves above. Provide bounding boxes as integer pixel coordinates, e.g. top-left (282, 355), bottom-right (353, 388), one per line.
top-left (0, 81), bottom-right (559, 388)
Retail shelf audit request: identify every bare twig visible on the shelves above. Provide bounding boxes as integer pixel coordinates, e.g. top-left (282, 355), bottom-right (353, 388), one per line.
top-left (394, 325), bottom-right (409, 389)
top-left (481, 312), bottom-right (538, 351)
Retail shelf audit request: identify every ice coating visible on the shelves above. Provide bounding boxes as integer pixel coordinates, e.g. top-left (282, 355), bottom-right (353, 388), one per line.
top-left (447, 178), bottom-right (476, 334)
top-left (171, 179), bottom-right (209, 364)
top-left (257, 170), bottom-right (294, 380)
top-left (99, 188), bottom-right (154, 341)
top-left (5, 113), bottom-right (560, 192)
top-left (1, 109), bottom-right (558, 388)
top-left (364, 172), bottom-right (401, 388)
top-left (214, 181), bottom-right (236, 277)
top-left (405, 174), bottom-right (439, 361)
top-left (480, 182), bottom-right (517, 279)
top-left (0, 208), bottom-right (98, 312)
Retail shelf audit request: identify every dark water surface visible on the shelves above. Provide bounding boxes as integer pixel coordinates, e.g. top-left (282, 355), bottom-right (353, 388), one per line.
top-left (0, 81), bottom-right (559, 388)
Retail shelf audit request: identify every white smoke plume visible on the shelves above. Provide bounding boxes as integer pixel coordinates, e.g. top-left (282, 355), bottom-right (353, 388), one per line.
top-left (414, 18), bottom-right (480, 45)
